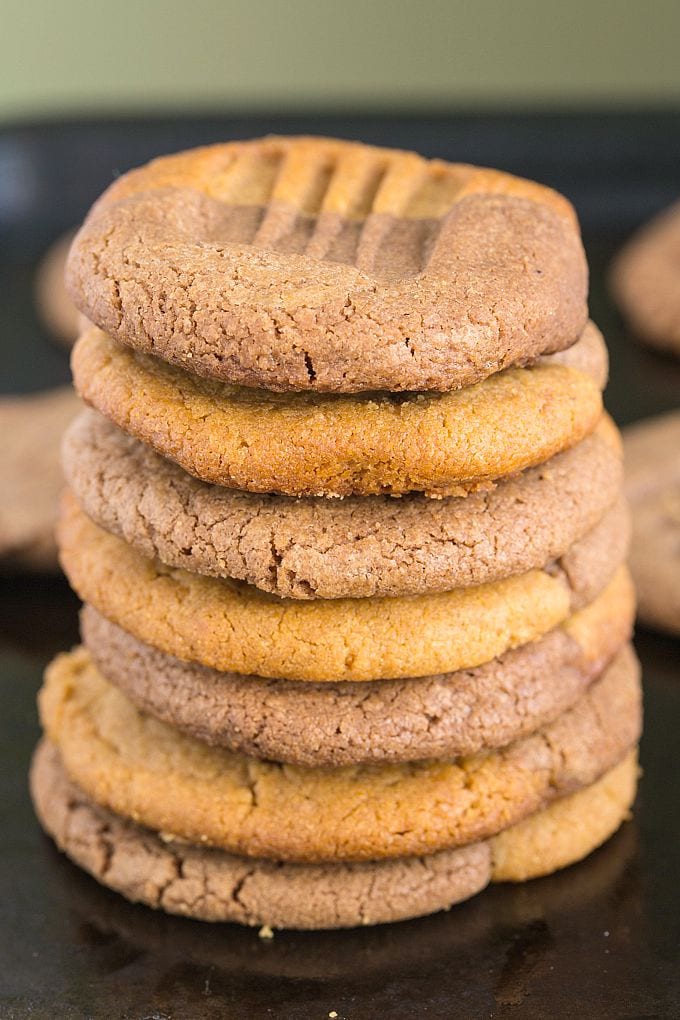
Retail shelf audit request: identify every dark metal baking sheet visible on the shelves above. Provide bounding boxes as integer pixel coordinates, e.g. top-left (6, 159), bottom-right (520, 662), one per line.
top-left (0, 112), bottom-right (679, 1019)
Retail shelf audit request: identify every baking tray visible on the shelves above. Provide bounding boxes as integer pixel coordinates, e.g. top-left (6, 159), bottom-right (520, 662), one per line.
top-left (0, 112), bottom-right (679, 1019)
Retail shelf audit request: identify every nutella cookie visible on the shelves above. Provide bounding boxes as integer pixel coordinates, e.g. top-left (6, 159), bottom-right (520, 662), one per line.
top-left (611, 200), bottom-right (680, 356)
top-left (81, 567), bottom-right (634, 765)
top-left (38, 645), bottom-right (641, 863)
top-left (64, 410), bottom-right (622, 599)
top-left (66, 137), bottom-right (587, 394)
top-left (31, 741), bottom-right (637, 929)
top-left (0, 387), bottom-right (80, 571)
top-left (71, 325), bottom-right (604, 498)
top-left (624, 409), bottom-right (680, 636)
top-left (58, 493), bottom-right (629, 682)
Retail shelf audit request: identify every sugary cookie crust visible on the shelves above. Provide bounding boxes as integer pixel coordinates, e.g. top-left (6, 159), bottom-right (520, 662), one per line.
top-left (38, 645), bottom-right (641, 862)
top-left (57, 493), bottom-right (628, 682)
top-left (63, 409), bottom-right (622, 599)
top-left (66, 136), bottom-right (588, 394)
top-left (81, 567), bottom-right (635, 765)
top-left (30, 742), bottom-right (637, 929)
top-left (71, 326), bottom-right (603, 497)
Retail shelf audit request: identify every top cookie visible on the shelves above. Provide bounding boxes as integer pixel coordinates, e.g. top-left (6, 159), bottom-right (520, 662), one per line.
top-left (66, 136), bottom-right (588, 393)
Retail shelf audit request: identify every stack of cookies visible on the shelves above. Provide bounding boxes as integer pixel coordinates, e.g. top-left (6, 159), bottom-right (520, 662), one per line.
top-left (31, 137), bottom-right (641, 930)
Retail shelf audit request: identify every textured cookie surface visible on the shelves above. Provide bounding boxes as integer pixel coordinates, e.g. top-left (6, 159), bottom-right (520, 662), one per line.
top-left (0, 387), bottom-right (80, 570)
top-left (58, 493), bottom-right (628, 682)
top-left (64, 409), bottom-right (622, 599)
top-left (38, 645), bottom-right (641, 862)
top-left (611, 200), bottom-right (680, 355)
top-left (72, 325), bottom-right (604, 498)
top-left (66, 136), bottom-right (588, 393)
top-left (624, 410), bottom-right (680, 635)
top-left (82, 567), bottom-right (635, 765)
top-left (31, 741), bottom-right (637, 929)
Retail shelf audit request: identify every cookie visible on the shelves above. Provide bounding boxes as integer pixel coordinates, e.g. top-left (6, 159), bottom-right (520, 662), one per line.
top-left (57, 493), bottom-right (628, 682)
top-left (624, 409), bottom-right (680, 636)
top-left (34, 232), bottom-right (81, 347)
top-left (611, 200), bottom-right (680, 356)
top-left (38, 644), bottom-right (641, 862)
top-left (63, 409), bottom-right (622, 599)
top-left (71, 325), bottom-right (604, 498)
top-left (0, 387), bottom-right (81, 571)
top-left (66, 136), bottom-right (588, 394)
top-left (31, 741), bottom-right (637, 929)
top-left (81, 566), bottom-right (635, 765)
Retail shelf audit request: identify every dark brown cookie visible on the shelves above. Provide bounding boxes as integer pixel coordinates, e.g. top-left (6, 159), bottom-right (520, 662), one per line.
top-left (63, 409), bottom-right (623, 599)
top-left (624, 409), bottom-right (680, 636)
top-left (66, 137), bottom-right (588, 393)
top-left (81, 566), bottom-right (634, 766)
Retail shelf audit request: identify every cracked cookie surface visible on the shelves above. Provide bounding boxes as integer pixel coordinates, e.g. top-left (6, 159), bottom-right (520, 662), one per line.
top-left (71, 325), bottom-right (604, 497)
top-left (58, 493), bottom-right (629, 681)
top-left (64, 409), bottom-right (622, 599)
top-left (81, 567), bottom-right (634, 765)
top-left (38, 645), bottom-right (641, 862)
top-left (66, 136), bottom-right (588, 394)
top-left (31, 741), bottom-right (637, 928)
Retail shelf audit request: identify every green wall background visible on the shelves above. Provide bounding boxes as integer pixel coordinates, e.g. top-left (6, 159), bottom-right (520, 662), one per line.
top-left (1, 0), bottom-right (679, 119)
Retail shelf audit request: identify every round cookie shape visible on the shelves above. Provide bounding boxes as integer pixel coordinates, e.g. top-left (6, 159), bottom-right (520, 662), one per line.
top-left (81, 567), bottom-right (635, 766)
top-left (71, 326), bottom-right (604, 498)
top-left (38, 645), bottom-right (641, 863)
top-left (31, 741), bottom-right (637, 929)
top-left (611, 200), bottom-right (680, 356)
top-left (63, 409), bottom-right (622, 599)
top-left (624, 410), bottom-right (680, 636)
top-left (0, 387), bottom-right (81, 571)
top-left (66, 136), bottom-right (588, 394)
top-left (57, 493), bottom-right (628, 682)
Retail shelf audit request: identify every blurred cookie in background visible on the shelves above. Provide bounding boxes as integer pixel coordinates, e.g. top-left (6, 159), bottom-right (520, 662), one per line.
top-left (34, 232), bottom-right (81, 347)
top-left (0, 387), bottom-right (81, 571)
top-left (624, 409), bottom-right (680, 637)
top-left (611, 201), bottom-right (680, 358)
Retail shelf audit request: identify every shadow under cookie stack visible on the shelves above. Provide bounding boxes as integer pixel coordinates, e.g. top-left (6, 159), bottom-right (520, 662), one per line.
top-left (31, 137), bottom-right (641, 931)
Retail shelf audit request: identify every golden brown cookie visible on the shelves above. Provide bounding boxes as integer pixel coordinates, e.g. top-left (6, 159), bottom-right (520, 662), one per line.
top-left (66, 137), bottom-right (588, 394)
top-left (63, 409), bottom-right (622, 599)
top-left (0, 387), bottom-right (81, 571)
top-left (58, 493), bottom-right (629, 682)
top-left (611, 200), bottom-right (680, 356)
top-left (38, 644), bottom-right (641, 863)
top-left (624, 409), bottom-right (680, 636)
top-left (81, 567), bottom-right (634, 765)
top-left (34, 232), bottom-right (81, 347)
top-left (30, 741), bottom-right (637, 929)
top-left (71, 325), bottom-right (604, 498)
